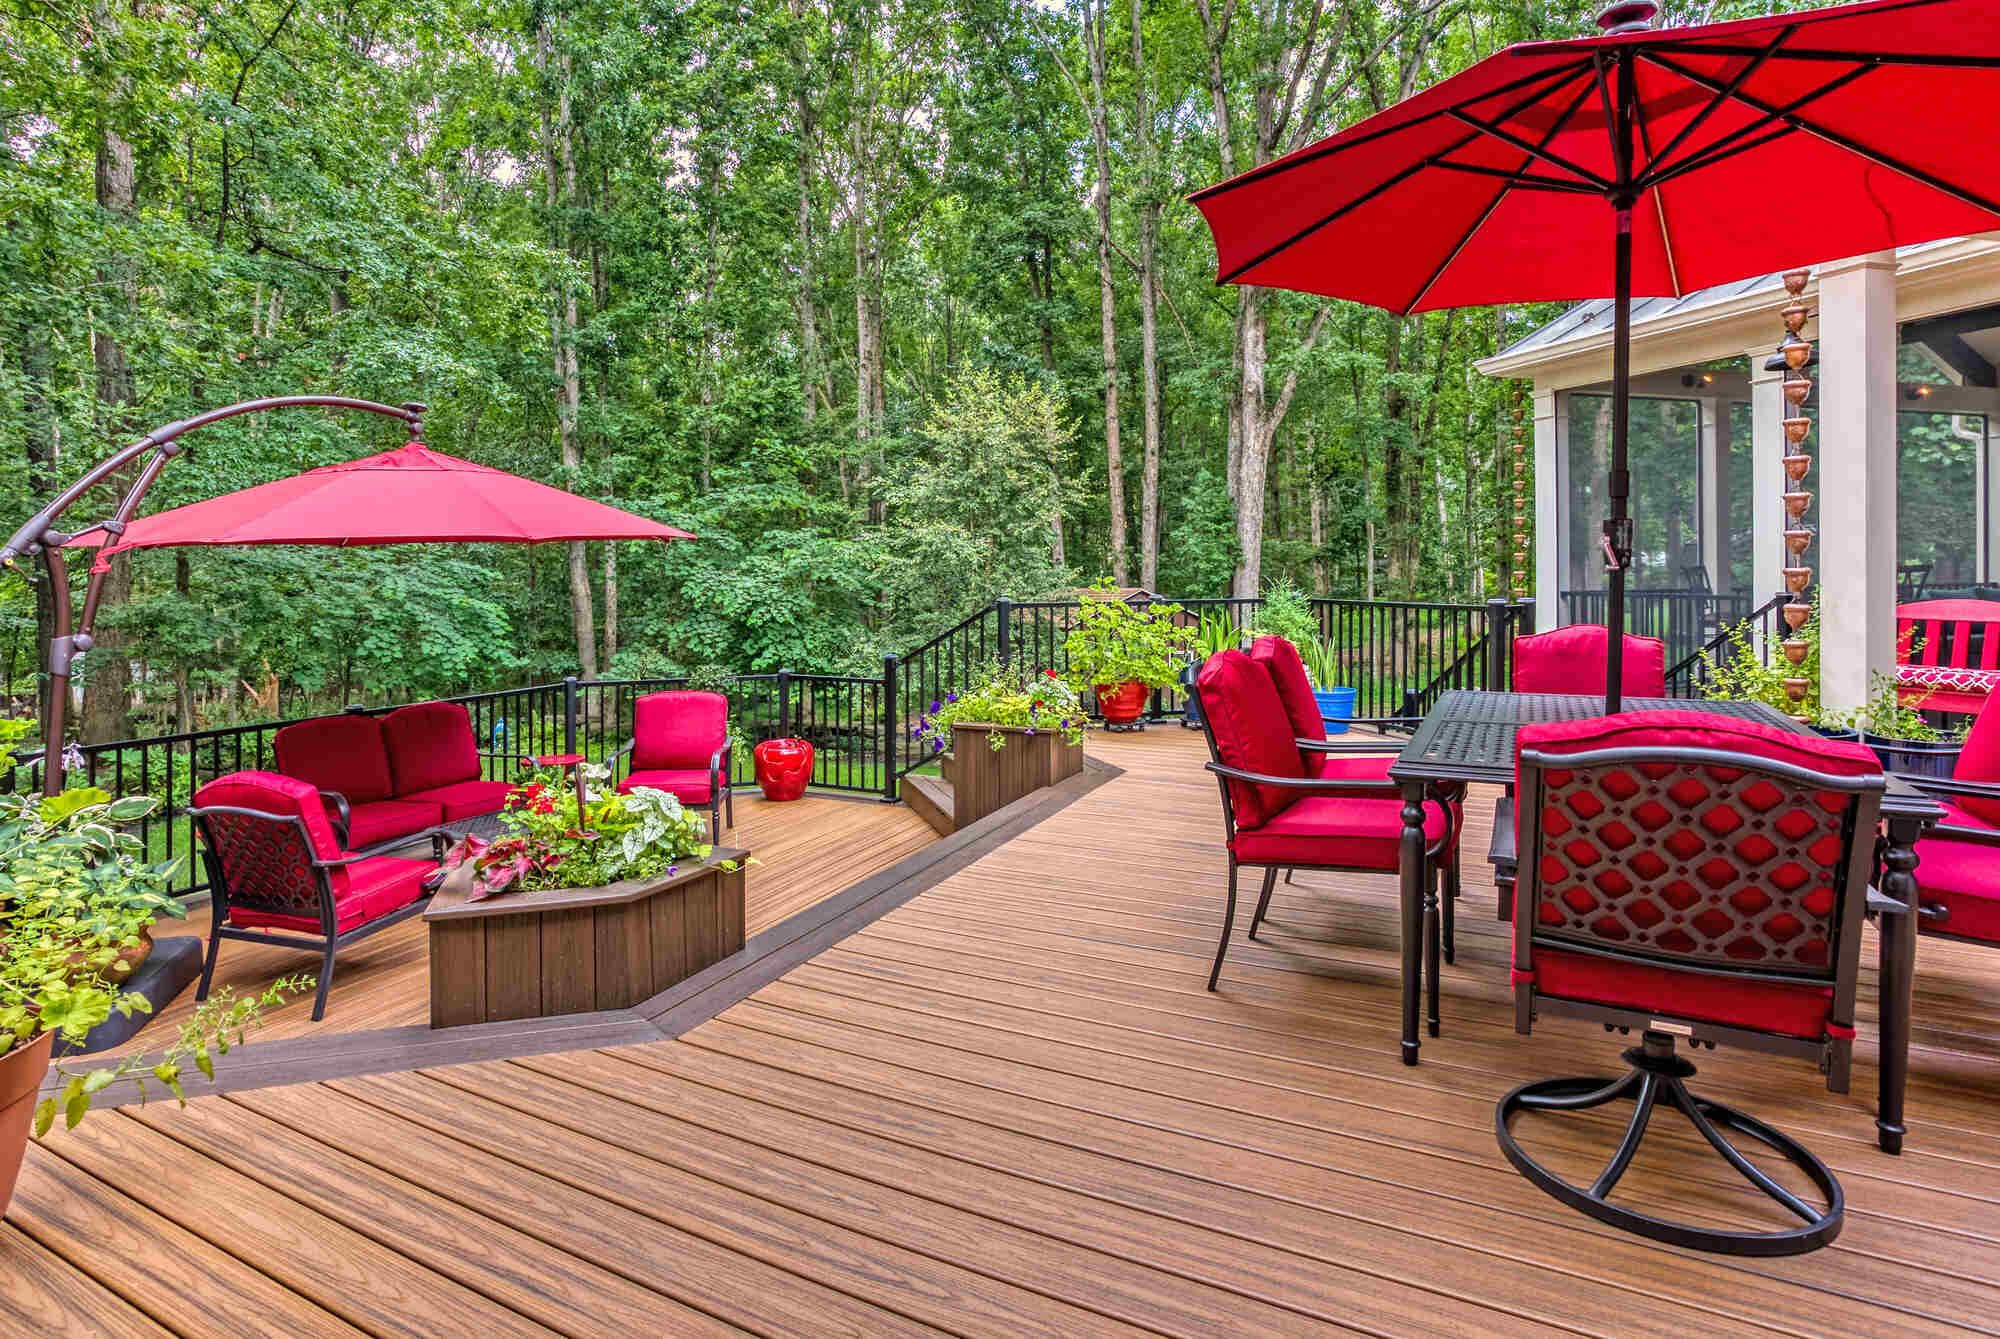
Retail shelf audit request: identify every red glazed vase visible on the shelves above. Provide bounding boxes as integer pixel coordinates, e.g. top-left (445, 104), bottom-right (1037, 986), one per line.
top-left (0, 1029), bottom-right (53, 1219)
top-left (1094, 680), bottom-right (1149, 725)
top-left (754, 737), bottom-right (814, 801)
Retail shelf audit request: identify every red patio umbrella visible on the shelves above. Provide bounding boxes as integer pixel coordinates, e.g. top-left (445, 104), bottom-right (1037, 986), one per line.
top-left (1190, 0), bottom-right (2000, 708)
top-left (73, 440), bottom-right (694, 570)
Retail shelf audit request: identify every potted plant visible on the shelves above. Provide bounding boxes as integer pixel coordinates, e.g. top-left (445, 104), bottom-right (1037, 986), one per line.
top-left (1252, 580), bottom-right (1354, 730)
top-left (911, 664), bottom-right (1088, 827)
top-left (1062, 584), bottom-right (1193, 726)
top-left (0, 718), bottom-right (302, 1216)
top-left (1700, 598), bottom-right (1849, 733)
top-left (1839, 676), bottom-right (1964, 778)
top-left (1180, 609), bottom-right (1247, 729)
top-left (1299, 637), bottom-right (1357, 735)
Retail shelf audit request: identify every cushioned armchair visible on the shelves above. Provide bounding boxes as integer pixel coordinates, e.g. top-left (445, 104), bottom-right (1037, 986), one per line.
top-left (613, 690), bottom-right (733, 836)
top-left (1894, 689), bottom-right (2000, 948)
top-left (189, 771), bottom-right (441, 1020)
top-left (1491, 624), bottom-right (1671, 924)
top-left (1193, 649), bottom-right (1454, 992)
top-left (1500, 711), bottom-right (1884, 1256)
top-left (1249, 635), bottom-right (1466, 958)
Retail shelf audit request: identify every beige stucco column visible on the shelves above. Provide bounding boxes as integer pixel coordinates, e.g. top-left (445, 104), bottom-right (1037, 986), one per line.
top-left (1533, 385), bottom-right (1563, 629)
top-left (1746, 347), bottom-right (1788, 620)
top-left (1816, 252), bottom-right (1900, 713)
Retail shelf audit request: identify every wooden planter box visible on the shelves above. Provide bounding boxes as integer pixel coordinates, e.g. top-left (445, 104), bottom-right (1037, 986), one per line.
top-left (948, 723), bottom-right (1084, 829)
top-left (424, 847), bottom-right (747, 1028)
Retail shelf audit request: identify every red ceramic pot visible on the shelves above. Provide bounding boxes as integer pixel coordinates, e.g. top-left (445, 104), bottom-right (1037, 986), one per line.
top-left (1094, 680), bottom-right (1149, 725)
top-left (754, 737), bottom-right (814, 801)
top-left (0, 1029), bottom-right (53, 1219)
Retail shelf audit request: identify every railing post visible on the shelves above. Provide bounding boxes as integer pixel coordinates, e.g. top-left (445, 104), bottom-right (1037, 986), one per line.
top-left (996, 597), bottom-right (1013, 667)
top-left (562, 675), bottom-right (579, 755)
top-left (777, 669), bottom-right (792, 736)
top-left (343, 702), bottom-right (368, 715)
top-left (1515, 597), bottom-right (1536, 635)
top-left (881, 653), bottom-right (899, 801)
top-left (1484, 598), bottom-right (1510, 690)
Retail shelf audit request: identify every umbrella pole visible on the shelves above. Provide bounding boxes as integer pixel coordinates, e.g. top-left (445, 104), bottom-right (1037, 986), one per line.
top-left (1604, 205), bottom-right (1634, 713)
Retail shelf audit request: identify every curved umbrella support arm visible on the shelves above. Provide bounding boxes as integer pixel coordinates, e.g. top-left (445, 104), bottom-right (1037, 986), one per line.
top-left (4, 395), bottom-right (425, 796)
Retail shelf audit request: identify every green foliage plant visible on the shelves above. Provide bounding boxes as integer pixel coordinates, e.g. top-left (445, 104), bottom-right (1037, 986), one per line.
top-left (0, 719), bottom-right (304, 1134)
top-left (1299, 637), bottom-right (1346, 691)
top-left (913, 664), bottom-right (1087, 755)
top-left (440, 761), bottom-right (721, 899)
top-left (1062, 584), bottom-right (1194, 693)
top-left (1830, 675), bottom-right (1954, 743)
top-left (1191, 610), bottom-right (1248, 659)
top-left (1248, 579), bottom-right (1319, 652)
top-left (1701, 598), bottom-right (1822, 719)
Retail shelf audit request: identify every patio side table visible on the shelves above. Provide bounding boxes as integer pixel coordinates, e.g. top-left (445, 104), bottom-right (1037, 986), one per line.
top-left (1388, 690), bottom-right (1941, 1154)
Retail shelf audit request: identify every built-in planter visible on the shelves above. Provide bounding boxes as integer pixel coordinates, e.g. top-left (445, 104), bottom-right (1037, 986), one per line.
top-left (424, 847), bottom-right (748, 1027)
top-left (949, 723), bottom-right (1084, 829)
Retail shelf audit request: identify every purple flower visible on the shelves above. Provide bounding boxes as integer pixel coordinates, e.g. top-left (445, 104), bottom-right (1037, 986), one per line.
top-left (946, 692), bottom-right (959, 703)
top-left (1026, 727), bottom-right (1036, 736)
top-left (929, 700), bottom-right (941, 712)
top-left (931, 739), bottom-right (944, 753)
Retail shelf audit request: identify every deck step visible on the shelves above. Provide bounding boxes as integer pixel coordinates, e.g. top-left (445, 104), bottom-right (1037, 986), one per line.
top-left (900, 773), bottom-right (956, 837)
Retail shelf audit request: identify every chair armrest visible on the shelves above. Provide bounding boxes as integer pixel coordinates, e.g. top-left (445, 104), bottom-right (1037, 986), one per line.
top-left (320, 790), bottom-right (351, 846)
top-left (1489, 794), bottom-right (1517, 874)
top-left (710, 746), bottom-right (727, 792)
top-left (1297, 738), bottom-right (1404, 756)
top-left (1205, 761), bottom-right (1399, 794)
top-left (1921, 820), bottom-right (2000, 847)
top-left (1896, 774), bottom-right (2000, 803)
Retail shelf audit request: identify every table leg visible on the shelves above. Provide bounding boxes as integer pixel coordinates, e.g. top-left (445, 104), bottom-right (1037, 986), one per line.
top-left (1876, 817), bottom-right (1922, 1156)
top-left (1399, 779), bottom-right (1427, 1066)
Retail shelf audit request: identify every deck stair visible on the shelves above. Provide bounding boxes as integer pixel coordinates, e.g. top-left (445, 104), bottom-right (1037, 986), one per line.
top-left (900, 772), bottom-right (956, 836)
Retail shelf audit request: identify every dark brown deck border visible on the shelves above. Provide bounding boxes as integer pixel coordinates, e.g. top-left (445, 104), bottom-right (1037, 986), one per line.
top-left (52, 757), bottom-right (1119, 1105)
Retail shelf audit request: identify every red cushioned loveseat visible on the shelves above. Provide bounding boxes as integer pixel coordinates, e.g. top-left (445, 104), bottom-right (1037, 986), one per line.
top-left (273, 701), bottom-right (516, 847)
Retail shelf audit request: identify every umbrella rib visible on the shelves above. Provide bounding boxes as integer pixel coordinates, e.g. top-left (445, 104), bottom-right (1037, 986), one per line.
top-left (1629, 92), bottom-right (1682, 298)
top-left (1429, 161), bottom-right (1599, 192)
top-left (1645, 42), bottom-right (2000, 71)
top-left (1644, 124), bottom-right (1800, 192)
top-left (1637, 25), bottom-right (1793, 182)
top-left (1636, 59), bottom-right (1873, 189)
top-left (1213, 62), bottom-right (1599, 286)
top-left (1188, 58), bottom-right (1593, 204)
top-left (1645, 50), bottom-right (2000, 218)
top-left (1445, 108), bottom-right (1614, 191)
top-left (1405, 75), bottom-right (1604, 313)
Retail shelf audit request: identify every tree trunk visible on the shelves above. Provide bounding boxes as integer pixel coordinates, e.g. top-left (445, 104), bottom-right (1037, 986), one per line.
top-left (601, 542), bottom-right (618, 668)
top-left (1309, 438), bottom-right (1329, 596)
top-left (1081, 2), bottom-right (1126, 584)
top-left (1131, 0), bottom-right (1162, 590)
top-left (1232, 295), bottom-right (1268, 598)
top-left (173, 553), bottom-right (193, 735)
top-left (539, 15), bottom-right (596, 679)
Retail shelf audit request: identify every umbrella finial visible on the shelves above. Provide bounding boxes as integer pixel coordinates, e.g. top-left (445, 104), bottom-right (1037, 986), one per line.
top-left (401, 402), bottom-right (427, 444)
top-left (1595, 1), bottom-right (1656, 34)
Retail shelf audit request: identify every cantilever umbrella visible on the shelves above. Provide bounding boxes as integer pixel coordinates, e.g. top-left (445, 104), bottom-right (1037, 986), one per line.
top-left (73, 440), bottom-right (694, 569)
top-left (1190, 0), bottom-right (2000, 709)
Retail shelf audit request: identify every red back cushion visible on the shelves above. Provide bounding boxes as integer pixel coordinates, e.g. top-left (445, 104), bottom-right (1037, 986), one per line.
top-left (1513, 625), bottom-right (1668, 698)
top-left (633, 691), bottom-right (728, 770)
top-left (1952, 693), bottom-right (2000, 825)
top-left (274, 714), bottom-right (394, 803)
top-left (1516, 711), bottom-right (1879, 975)
top-left (1250, 636), bottom-right (1327, 745)
top-left (193, 770), bottom-right (355, 909)
top-left (1196, 650), bottom-right (1306, 829)
top-left (382, 702), bottom-right (481, 795)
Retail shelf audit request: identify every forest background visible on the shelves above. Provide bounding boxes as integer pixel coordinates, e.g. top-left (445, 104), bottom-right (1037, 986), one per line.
top-left (3, 0), bottom-right (1794, 741)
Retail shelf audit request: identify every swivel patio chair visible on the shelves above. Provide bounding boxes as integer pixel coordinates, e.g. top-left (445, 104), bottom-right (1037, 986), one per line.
top-left (1891, 688), bottom-right (2000, 950)
top-left (1249, 634), bottom-right (1466, 959)
top-left (189, 770), bottom-right (442, 1021)
top-left (613, 690), bottom-right (734, 837)
top-left (1500, 711), bottom-right (1884, 1256)
top-left (1193, 649), bottom-right (1454, 992)
top-left (1493, 624), bottom-right (1671, 923)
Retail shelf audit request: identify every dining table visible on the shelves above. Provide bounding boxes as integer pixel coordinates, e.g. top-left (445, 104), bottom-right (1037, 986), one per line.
top-left (1386, 689), bottom-right (1943, 1154)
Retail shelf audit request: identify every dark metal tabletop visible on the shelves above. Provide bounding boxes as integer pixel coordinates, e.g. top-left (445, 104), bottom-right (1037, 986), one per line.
top-left (1388, 690), bottom-right (1941, 819)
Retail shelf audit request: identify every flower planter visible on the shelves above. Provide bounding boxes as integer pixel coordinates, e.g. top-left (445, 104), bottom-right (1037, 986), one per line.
top-left (1313, 686), bottom-right (1357, 735)
top-left (948, 723), bottom-right (1084, 829)
top-left (1180, 660), bottom-right (1205, 729)
top-left (753, 737), bottom-right (814, 801)
top-left (0, 1030), bottom-right (53, 1219)
top-left (424, 848), bottom-right (748, 1027)
top-left (1861, 731), bottom-right (1961, 779)
top-left (1094, 680), bottom-right (1149, 725)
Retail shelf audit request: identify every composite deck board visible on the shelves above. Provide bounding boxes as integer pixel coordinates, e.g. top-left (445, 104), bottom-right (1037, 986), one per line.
top-left (119, 789), bottom-right (933, 1048)
top-left (6, 728), bottom-right (1998, 1337)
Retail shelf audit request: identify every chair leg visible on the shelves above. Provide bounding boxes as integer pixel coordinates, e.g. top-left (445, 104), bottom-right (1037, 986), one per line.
top-left (1248, 867), bottom-right (1279, 940)
top-left (713, 796), bottom-right (722, 841)
top-left (310, 942), bottom-right (337, 1022)
top-left (725, 786), bottom-right (734, 829)
top-left (1424, 867), bottom-right (1442, 1039)
top-left (1208, 862), bottom-right (1241, 992)
top-left (1284, 869), bottom-right (1296, 885)
top-left (196, 926), bottom-right (223, 1003)
top-left (1442, 851), bottom-right (1460, 966)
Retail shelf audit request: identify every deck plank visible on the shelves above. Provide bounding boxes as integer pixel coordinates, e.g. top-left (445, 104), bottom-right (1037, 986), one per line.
top-left (0, 1222), bottom-right (175, 1339)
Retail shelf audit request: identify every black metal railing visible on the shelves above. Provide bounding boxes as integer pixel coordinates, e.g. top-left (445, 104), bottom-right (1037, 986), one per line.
top-left (1662, 591), bottom-right (1790, 698)
top-left (1560, 587), bottom-right (1752, 675)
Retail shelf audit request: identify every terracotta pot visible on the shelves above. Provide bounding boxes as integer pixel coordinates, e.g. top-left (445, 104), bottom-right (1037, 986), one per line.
top-left (753, 737), bottom-right (814, 801)
top-left (0, 1030), bottom-right (54, 1218)
top-left (65, 924), bottom-right (152, 982)
top-left (1094, 680), bottom-right (1149, 724)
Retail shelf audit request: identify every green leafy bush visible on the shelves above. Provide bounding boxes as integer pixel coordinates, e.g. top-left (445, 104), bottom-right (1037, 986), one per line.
top-left (1248, 579), bottom-right (1319, 651)
top-left (1062, 584), bottom-right (1194, 691)
top-left (1701, 599), bottom-right (1822, 719)
top-left (913, 663), bottom-right (1087, 754)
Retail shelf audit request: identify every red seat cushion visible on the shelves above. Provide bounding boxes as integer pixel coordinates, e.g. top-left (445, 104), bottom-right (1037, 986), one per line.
top-left (1526, 940), bottom-right (1834, 1039)
top-left (618, 768), bottom-right (714, 804)
top-left (1250, 636), bottom-right (1327, 745)
top-left (1915, 803), bottom-right (2000, 944)
top-left (337, 798), bottom-right (442, 847)
top-left (1513, 625), bottom-right (1668, 698)
top-left (633, 691), bottom-right (728, 770)
top-left (1232, 793), bottom-right (1451, 871)
top-left (382, 702), bottom-right (482, 796)
top-left (1950, 696), bottom-right (2000, 827)
top-left (228, 854), bottom-right (432, 934)
top-left (1197, 650), bottom-right (1307, 828)
top-left (274, 715), bottom-right (396, 804)
top-left (401, 779), bottom-right (518, 822)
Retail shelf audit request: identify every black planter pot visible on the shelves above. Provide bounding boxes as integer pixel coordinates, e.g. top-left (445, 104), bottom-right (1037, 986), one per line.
top-left (1809, 724), bottom-right (1860, 743)
top-left (1182, 659), bottom-right (1205, 729)
top-left (1860, 730), bottom-right (1960, 779)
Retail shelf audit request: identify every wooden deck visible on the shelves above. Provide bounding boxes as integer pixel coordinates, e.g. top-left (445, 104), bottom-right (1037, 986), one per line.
top-left (9, 728), bottom-right (2000, 1337)
top-left (118, 790), bottom-right (937, 1047)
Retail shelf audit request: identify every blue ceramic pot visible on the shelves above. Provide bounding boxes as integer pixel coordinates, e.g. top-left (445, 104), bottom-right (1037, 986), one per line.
top-left (1314, 686), bottom-right (1357, 734)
